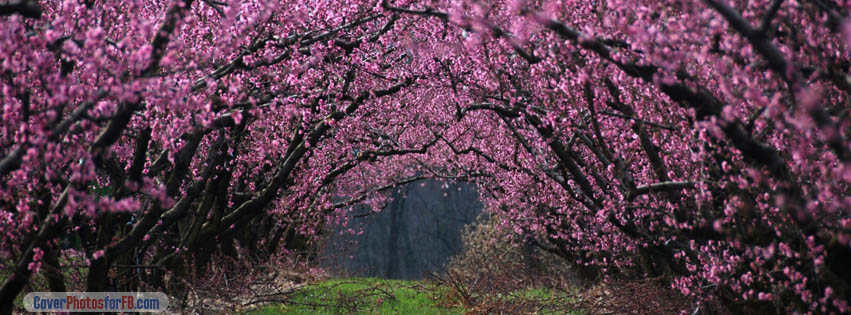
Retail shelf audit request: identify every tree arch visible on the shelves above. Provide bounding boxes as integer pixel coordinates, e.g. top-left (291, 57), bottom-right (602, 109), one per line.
top-left (2, 0), bottom-right (850, 313)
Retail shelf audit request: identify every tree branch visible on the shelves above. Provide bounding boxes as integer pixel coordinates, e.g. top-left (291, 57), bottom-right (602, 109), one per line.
top-left (0, 0), bottom-right (41, 19)
top-left (141, 0), bottom-right (196, 77)
top-left (632, 181), bottom-right (696, 197)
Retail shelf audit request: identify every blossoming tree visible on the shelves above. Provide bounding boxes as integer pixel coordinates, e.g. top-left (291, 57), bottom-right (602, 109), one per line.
top-left (2, 0), bottom-right (850, 313)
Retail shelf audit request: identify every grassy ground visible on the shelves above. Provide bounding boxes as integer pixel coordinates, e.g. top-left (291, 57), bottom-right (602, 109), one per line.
top-left (244, 277), bottom-right (582, 315)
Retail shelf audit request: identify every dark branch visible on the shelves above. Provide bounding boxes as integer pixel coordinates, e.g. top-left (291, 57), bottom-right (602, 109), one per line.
top-left (632, 181), bottom-right (696, 197)
top-left (758, 0), bottom-right (784, 34)
top-left (141, 0), bottom-right (195, 77)
top-left (0, 0), bottom-right (41, 19)
top-left (340, 175), bottom-right (428, 212)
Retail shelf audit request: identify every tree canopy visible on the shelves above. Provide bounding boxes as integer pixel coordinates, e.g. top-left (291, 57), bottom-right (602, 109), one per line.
top-left (2, 0), bottom-right (851, 313)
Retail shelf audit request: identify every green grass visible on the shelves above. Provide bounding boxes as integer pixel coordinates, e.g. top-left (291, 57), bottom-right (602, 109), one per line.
top-left (244, 278), bottom-right (584, 315)
top-left (246, 278), bottom-right (463, 315)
